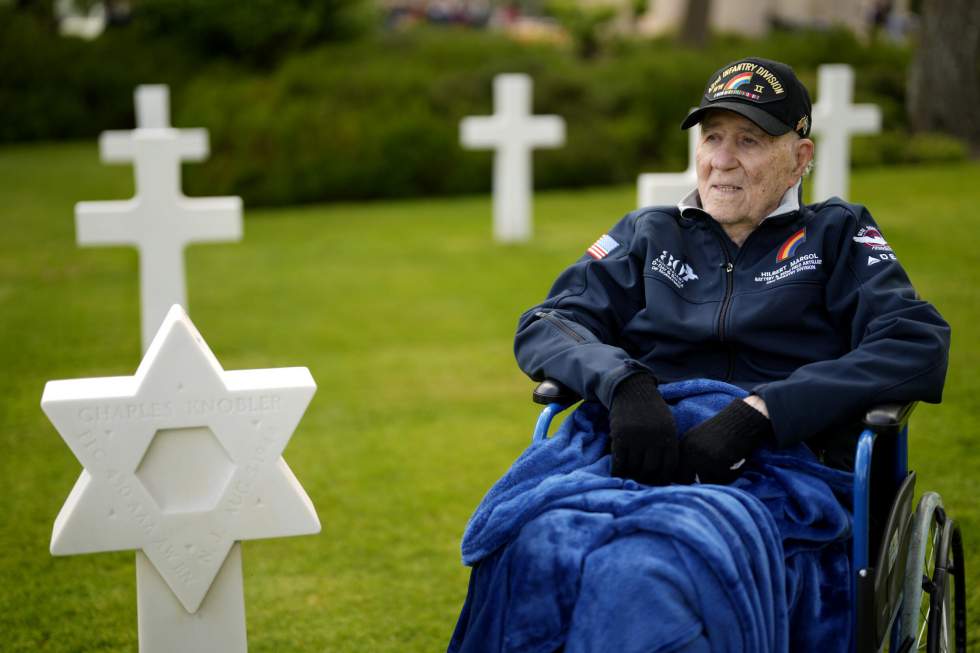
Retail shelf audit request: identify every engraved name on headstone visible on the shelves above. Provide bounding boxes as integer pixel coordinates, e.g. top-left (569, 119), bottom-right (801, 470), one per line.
top-left (43, 305), bottom-right (319, 652)
top-left (460, 74), bottom-right (566, 243)
top-left (75, 85), bottom-right (243, 353)
top-left (811, 64), bottom-right (881, 202)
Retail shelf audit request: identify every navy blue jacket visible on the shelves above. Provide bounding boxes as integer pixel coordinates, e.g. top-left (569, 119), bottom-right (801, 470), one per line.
top-left (514, 195), bottom-right (950, 448)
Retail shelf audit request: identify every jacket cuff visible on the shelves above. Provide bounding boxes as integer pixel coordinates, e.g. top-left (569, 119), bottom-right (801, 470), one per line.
top-left (752, 383), bottom-right (807, 448)
top-left (598, 360), bottom-right (656, 409)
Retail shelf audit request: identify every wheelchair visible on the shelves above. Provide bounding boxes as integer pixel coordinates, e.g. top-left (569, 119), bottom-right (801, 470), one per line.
top-left (530, 379), bottom-right (967, 653)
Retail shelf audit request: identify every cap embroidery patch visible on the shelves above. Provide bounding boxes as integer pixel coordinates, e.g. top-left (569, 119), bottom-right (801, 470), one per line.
top-left (587, 234), bottom-right (619, 259)
top-left (724, 72), bottom-right (753, 91)
top-left (776, 227), bottom-right (806, 261)
top-left (707, 61), bottom-right (785, 104)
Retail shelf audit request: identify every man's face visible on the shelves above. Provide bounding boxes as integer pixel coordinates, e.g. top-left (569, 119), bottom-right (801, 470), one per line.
top-left (695, 110), bottom-right (812, 238)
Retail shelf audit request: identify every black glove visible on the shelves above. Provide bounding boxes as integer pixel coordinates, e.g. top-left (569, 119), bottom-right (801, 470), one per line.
top-left (680, 399), bottom-right (773, 485)
top-left (608, 373), bottom-right (678, 485)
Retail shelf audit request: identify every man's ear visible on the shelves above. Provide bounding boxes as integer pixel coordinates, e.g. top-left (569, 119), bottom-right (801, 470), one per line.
top-left (794, 138), bottom-right (815, 177)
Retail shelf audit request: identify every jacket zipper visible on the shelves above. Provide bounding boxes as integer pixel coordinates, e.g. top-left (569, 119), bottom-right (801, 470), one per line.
top-left (709, 231), bottom-right (737, 381)
top-left (721, 260), bottom-right (736, 380)
top-left (718, 260), bottom-right (734, 341)
top-left (709, 232), bottom-right (735, 341)
top-left (535, 311), bottom-right (588, 343)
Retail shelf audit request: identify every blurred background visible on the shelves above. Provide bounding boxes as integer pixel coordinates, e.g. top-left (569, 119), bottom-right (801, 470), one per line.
top-left (1, 1), bottom-right (978, 651)
top-left (2, 0), bottom-right (977, 205)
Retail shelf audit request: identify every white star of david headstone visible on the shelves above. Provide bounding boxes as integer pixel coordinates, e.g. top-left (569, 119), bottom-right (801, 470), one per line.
top-left (811, 64), bottom-right (881, 202)
top-left (76, 85), bottom-right (243, 353)
top-left (42, 304), bottom-right (319, 652)
top-left (637, 121), bottom-right (701, 208)
top-left (460, 73), bottom-right (565, 243)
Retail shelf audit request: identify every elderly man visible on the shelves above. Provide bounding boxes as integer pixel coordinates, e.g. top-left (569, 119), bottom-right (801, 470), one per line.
top-left (515, 57), bottom-right (950, 486)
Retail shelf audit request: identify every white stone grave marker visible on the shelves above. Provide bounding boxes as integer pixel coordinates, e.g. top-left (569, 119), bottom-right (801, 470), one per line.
top-left (811, 64), bottom-right (881, 202)
top-left (76, 85), bottom-right (243, 353)
top-left (57, 0), bottom-right (107, 40)
top-left (42, 304), bottom-right (319, 653)
top-left (460, 74), bottom-right (565, 243)
top-left (637, 122), bottom-right (701, 208)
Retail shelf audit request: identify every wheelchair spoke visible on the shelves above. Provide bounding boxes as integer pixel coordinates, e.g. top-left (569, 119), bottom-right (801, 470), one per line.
top-left (927, 517), bottom-right (958, 653)
top-left (941, 554), bottom-right (955, 652)
top-left (919, 577), bottom-right (931, 648)
top-left (917, 513), bottom-right (943, 651)
top-left (942, 612), bottom-right (950, 650)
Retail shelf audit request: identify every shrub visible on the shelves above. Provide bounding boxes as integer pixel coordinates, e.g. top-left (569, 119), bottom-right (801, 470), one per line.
top-left (179, 33), bottom-right (589, 203)
top-left (179, 29), bottom-right (937, 206)
top-left (903, 132), bottom-right (970, 163)
top-left (0, 0), bottom-right (372, 143)
top-left (2, 19), bottom-right (966, 205)
top-left (0, 8), bottom-right (200, 141)
top-left (853, 131), bottom-right (969, 167)
top-left (132, 0), bottom-right (374, 69)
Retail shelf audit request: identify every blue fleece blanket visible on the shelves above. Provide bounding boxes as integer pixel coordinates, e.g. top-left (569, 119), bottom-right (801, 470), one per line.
top-left (448, 380), bottom-right (855, 653)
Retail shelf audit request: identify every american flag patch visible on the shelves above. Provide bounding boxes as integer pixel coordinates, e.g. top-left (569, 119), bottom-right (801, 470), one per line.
top-left (586, 234), bottom-right (619, 260)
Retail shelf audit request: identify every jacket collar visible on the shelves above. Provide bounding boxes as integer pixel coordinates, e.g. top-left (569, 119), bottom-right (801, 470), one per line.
top-left (678, 180), bottom-right (803, 223)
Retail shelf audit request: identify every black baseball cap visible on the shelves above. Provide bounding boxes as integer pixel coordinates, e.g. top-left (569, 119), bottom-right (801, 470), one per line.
top-left (681, 57), bottom-right (812, 138)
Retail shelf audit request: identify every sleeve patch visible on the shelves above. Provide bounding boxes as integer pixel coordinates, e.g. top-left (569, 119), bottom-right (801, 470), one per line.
top-left (866, 253), bottom-right (898, 266)
top-left (853, 226), bottom-right (892, 252)
top-left (586, 234), bottom-right (620, 259)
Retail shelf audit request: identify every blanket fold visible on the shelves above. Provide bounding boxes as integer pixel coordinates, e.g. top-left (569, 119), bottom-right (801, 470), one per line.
top-left (449, 379), bottom-right (855, 653)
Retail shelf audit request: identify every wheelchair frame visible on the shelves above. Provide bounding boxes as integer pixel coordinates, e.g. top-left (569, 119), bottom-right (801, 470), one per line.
top-left (530, 380), bottom-right (966, 653)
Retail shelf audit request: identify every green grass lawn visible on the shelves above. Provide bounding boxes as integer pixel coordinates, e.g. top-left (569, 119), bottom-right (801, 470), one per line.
top-left (1, 141), bottom-right (978, 651)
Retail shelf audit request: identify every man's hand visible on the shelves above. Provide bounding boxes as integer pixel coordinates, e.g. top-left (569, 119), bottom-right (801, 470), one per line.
top-left (608, 373), bottom-right (678, 485)
top-left (680, 397), bottom-right (773, 485)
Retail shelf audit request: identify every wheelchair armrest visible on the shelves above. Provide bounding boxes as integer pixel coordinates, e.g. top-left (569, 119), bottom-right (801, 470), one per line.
top-left (532, 384), bottom-right (918, 431)
top-left (532, 378), bottom-right (581, 405)
top-left (862, 402), bottom-right (918, 436)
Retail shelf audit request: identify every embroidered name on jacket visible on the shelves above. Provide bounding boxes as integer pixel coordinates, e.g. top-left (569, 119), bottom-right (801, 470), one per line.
top-left (651, 251), bottom-right (699, 288)
top-left (754, 253), bottom-right (823, 285)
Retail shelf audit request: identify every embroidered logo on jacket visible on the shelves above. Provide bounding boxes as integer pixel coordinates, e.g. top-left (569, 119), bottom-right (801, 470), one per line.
top-left (754, 253), bottom-right (823, 285)
top-left (867, 253), bottom-right (897, 266)
top-left (651, 251), bottom-right (699, 288)
top-left (776, 227), bottom-right (806, 262)
top-left (586, 234), bottom-right (619, 259)
top-left (853, 227), bottom-right (893, 252)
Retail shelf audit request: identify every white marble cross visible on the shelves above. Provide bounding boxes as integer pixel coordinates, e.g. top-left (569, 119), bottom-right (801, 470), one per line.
top-left (811, 65), bottom-right (881, 202)
top-left (42, 304), bottom-right (319, 653)
top-left (76, 85), bottom-right (243, 353)
top-left (460, 74), bottom-right (565, 243)
top-left (637, 122), bottom-right (701, 208)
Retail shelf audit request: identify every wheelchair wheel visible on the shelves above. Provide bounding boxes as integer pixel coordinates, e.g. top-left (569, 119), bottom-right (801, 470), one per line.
top-left (902, 493), bottom-right (943, 649)
top-left (901, 493), bottom-right (967, 652)
top-left (926, 517), bottom-right (966, 652)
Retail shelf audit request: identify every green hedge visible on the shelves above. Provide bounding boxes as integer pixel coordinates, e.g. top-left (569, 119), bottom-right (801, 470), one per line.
top-left (1, 15), bottom-right (969, 205)
top-left (181, 29), bottom-right (957, 205)
top-left (178, 34), bottom-right (653, 204)
top-left (133, 0), bottom-right (374, 69)
top-left (0, 9), bottom-right (200, 142)
top-left (0, 1), bottom-right (368, 142)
